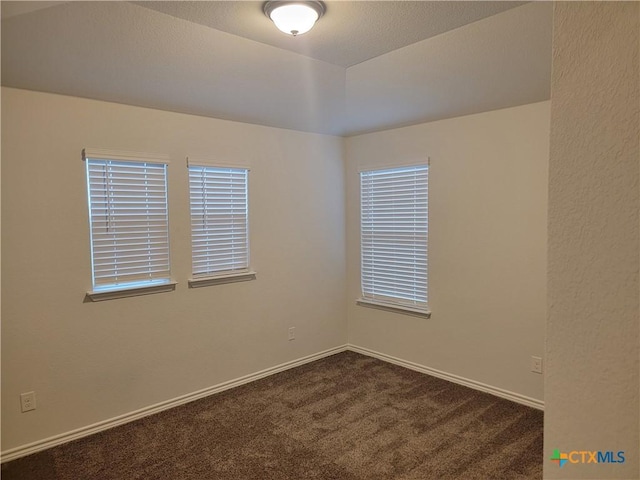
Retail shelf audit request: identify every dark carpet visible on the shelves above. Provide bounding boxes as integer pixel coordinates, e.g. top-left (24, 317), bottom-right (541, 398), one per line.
top-left (2, 351), bottom-right (543, 479)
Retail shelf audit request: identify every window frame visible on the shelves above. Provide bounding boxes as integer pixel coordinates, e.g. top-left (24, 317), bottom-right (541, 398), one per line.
top-left (186, 159), bottom-right (255, 288)
top-left (358, 162), bottom-right (430, 318)
top-left (83, 148), bottom-right (176, 301)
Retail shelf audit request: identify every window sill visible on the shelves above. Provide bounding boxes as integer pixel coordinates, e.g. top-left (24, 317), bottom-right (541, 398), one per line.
top-left (356, 298), bottom-right (431, 319)
top-left (188, 271), bottom-right (257, 288)
top-left (86, 281), bottom-right (177, 302)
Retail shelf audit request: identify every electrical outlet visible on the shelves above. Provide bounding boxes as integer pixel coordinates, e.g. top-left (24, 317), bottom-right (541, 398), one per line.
top-left (20, 391), bottom-right (36, 412)
top-left (531, 356), bottom-right (543, 374)
top-left (288, 327), bottom-right (295, 341)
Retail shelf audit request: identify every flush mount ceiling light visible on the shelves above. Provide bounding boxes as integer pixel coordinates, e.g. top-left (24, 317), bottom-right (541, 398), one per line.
top-left (264, 1), bottom-right (326, 36)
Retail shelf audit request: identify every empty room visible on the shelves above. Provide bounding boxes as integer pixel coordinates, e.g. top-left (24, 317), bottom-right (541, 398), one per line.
top-left (1, 1), bottom-right (638, 479)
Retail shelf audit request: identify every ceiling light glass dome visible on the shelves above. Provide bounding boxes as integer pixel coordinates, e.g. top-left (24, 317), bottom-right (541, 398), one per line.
top-left (264, 1), bottom-right (326, 36)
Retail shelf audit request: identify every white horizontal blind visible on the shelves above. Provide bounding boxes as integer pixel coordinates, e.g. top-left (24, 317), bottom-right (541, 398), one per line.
top-left (85, 158), bottom-right (171, 290)
top-left (189, 165), bottom-right (249, 277)
top-left (360, 165), bottom-right (428, 310)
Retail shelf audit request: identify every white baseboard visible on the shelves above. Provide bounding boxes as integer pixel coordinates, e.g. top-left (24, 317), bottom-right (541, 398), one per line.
top-left (347, 344), bottom-right (545, 411)
top-left (2, 343), bottom-right (542, 463)
top-left (0, 345), bottom-right (348, 463)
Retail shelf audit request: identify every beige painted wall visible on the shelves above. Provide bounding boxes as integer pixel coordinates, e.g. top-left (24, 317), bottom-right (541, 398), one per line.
top-left (345, 102), bottom-right (549, 403)
top-left (545, 3), bottom-right (640, 479)
top-left (0, 87), bottom-right (347, 451)
top-left (2, 88), bottom-right (553, 456)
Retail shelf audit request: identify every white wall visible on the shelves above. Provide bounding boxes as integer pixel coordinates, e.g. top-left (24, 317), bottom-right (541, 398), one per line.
top-left (0, 87), bottom-right (347, 452)
top-left (545, 3), bottom-right (639, 479)
top-left (345, 102), bottom-right (550, 404)
top-left (2, 88), bottom-right (552, 457)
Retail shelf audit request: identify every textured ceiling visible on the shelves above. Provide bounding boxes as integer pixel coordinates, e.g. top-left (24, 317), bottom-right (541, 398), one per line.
top-left (133, 1), bottom-right (526, 67)
top-left (0, 1), bottom-right (67, 18)
top-left (0, 1), bottom-right (552, 136)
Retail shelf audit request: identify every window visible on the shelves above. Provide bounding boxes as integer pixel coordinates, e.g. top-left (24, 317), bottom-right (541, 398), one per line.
top-left (84, 149), bottom-right (174, 300)
top-left (188, 163), bottom-right (254, 287)
top-left (359, 164), bottom-right (429, 316)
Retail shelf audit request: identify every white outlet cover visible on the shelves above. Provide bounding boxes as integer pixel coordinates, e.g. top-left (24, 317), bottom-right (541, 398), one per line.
top-left (20, 392), bottom-right (36, 412)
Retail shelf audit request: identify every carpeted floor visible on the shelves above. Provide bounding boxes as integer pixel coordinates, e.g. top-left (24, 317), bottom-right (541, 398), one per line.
top-left (2, 351), bottom-right (543, 479)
